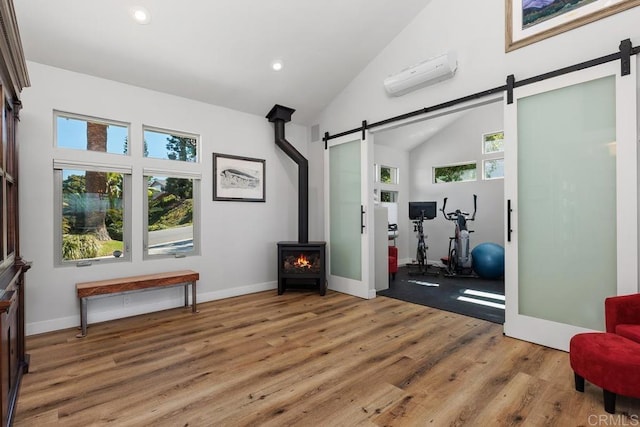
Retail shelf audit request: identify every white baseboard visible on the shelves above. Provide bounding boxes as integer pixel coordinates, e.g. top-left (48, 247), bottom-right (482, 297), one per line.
top-left (26, 281), bottom-right (277, 336)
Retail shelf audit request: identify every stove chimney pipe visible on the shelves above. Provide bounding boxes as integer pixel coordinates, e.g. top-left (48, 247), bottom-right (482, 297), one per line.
top-left (266, 104), bottom-right (308, 244)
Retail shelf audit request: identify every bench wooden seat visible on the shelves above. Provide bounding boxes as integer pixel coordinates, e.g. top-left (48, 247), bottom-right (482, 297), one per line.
top-left (76, 270), bottom-right (199, 337)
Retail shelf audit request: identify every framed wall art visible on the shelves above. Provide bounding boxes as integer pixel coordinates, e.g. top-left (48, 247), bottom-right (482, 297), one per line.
top-left (213, 153), bottom-right (265, 202)
top-left (506, 0), bottom-right (640, 51)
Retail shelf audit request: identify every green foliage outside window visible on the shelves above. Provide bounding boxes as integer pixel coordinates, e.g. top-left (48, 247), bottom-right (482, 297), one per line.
top-left (483, 131), bottom-right (504, 154)
top-left (379, 166), bottom-right (397, 184)
top-left (434, 163), bottom-right (477, 183)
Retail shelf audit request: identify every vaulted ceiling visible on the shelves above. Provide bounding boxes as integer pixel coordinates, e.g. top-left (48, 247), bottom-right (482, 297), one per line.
top-left (15, 0), bottom-right (432, 125)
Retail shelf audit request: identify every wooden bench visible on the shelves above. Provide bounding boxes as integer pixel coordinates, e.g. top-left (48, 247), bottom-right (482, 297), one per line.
top-left (76, 270), bottom-right (199, 337)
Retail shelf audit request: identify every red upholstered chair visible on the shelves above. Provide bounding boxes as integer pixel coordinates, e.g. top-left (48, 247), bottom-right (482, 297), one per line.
top-left (605, 293), bottom-right (640, 343)
top-left (570, 293), bottom-right (640, 413)
top-left (388, 246), bottom-right (398, 281)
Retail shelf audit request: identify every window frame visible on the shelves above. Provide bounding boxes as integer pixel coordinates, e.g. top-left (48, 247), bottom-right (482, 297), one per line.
top-left (483, 158), bottom-right (505, 180)
top-left (53, 163), bottom-right (132, 267)
top-left (433, 161), bottom-right (477, 184)
top-left (54, 110), bottom-right (130, 156)
top-left (380, 190), bottom-right (398, 203)
top-left (142, 125), bottom-right (200, 163)
top-left (378, 165), bottom-right (399, 185)
top-left (142, 170), bottom-right (201, 260)
top-left (482, 130), bottom-right (505, 155)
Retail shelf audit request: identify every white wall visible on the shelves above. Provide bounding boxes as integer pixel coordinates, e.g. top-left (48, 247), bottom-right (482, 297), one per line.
top-left (316, 0), bottom-right (640, 142)
top-left (408, 101), bottom-right (504, 263)
top-left (20, 62), bottom-right (315, 335)
top-left (373, 144), bottom-right (409, 259)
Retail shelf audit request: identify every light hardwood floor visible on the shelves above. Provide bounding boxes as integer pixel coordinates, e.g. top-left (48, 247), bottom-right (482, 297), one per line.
top-left (14, 290), bottom-right (640, 426)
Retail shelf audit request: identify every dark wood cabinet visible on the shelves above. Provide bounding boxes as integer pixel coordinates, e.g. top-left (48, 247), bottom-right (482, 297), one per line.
top-left (0, 1), bottom-right (30, 425)
top-left (0, 264), bottom-right (29, 427)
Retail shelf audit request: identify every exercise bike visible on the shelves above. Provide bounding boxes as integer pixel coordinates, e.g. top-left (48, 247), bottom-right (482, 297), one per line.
top-left (441, 195), bottom-right (477, 277)
top-left (407, 204), bottom-right (439, 276)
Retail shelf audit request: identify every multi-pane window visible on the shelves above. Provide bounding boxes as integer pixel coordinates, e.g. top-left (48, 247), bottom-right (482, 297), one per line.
top-left (54, 113), bottom-right (201, 265)
top-left (144, 174), bottom-right (199, 258)
top-left (433, 162), bottom-right (477, 183)
top-left (143, 127), bottom-right (198, 162)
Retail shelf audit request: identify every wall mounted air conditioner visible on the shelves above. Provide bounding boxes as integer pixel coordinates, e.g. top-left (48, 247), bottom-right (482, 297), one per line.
top-left (384, 51), bottom-right (457, 97)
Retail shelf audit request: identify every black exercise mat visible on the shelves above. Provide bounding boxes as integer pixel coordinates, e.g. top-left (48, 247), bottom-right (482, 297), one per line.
top-left (377, 266), bottom-right (505, 324)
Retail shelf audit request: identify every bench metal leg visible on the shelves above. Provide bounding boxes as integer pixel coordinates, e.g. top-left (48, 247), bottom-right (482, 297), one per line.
top-left (77, 298), bottom-right (88, 338)
top-left (184, 284), bottom-right (189, 308)
top-left (191, 281), bottom-right (197, 313)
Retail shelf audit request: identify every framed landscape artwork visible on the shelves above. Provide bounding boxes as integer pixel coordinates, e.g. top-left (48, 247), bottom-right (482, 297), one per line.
top-left (213, 153), bottom-right (265, 202)
top-left (506, 0), bottom-right (640, 51)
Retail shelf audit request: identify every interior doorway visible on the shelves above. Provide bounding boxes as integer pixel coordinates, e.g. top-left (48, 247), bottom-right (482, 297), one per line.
top-left (371, 96), bottom-right (506, 323)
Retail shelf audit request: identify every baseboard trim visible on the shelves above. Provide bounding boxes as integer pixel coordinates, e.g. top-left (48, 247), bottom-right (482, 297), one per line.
top-left (26, 281), bottom-right (277, 336)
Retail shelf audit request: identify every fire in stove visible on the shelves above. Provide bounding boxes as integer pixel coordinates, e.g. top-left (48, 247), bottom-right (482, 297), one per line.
top-left (283, 251), bottom-right (321, 274)
top-left (295, 254), bottom-right (311, 268)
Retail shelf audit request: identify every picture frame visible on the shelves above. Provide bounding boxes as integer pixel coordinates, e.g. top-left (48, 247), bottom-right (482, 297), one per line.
top-left (506, 0), bottom-right (640, 51)
top-left (213, 153), bottom-right (265, 202)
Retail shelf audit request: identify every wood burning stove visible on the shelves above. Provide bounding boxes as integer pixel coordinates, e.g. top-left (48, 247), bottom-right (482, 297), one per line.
top-left (277, 241), bottom-right (326, 295)
top-left (268, 104), bottom-right (327, 296)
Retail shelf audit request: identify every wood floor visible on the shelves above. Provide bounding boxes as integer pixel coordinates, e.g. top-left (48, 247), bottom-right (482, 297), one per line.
top-left (14, 290), bottom-right (640, 426)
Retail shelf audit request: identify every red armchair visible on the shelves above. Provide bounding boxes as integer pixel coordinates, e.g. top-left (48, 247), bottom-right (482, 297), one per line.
top-left (388, 246), bottom-right (398, 281)
top-left (570, 293), bottom-right (640, 413)
top-left (605, 293), bottom-right (640, 343)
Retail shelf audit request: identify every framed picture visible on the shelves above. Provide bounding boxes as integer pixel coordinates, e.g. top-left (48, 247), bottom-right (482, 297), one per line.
top-left (506, 0), bottom-right (640, 51)
top-left (213, 153), bottom-right (265, 202)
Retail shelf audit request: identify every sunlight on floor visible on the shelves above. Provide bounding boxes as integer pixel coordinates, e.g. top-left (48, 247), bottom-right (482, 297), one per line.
top-left (457, 289), bottom-right (505, 310)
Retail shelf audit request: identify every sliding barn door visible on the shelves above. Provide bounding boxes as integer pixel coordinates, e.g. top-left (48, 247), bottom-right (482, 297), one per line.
top-left (324, 132), bottom-right (375, 299)
top-left (504, 60), bottom-right (638, 351)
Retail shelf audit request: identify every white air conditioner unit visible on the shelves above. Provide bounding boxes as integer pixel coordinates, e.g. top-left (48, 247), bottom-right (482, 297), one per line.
top-left (384, 51), bottom-right (457, 97)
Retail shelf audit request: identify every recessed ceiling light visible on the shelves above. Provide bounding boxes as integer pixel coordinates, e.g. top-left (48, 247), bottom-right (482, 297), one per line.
top-left (271, 60), bottom-right (283, 71)
top-left (131, 6), bottom-right (151, 24)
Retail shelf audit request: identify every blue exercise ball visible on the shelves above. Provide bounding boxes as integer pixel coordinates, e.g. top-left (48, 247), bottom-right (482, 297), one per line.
top-left (471, 243), bottom-right (505, 279)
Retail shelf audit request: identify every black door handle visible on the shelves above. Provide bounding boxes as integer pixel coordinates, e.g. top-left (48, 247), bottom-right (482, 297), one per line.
top-left (507, 199), bottom-right (513, 242)
top-left (361, 205), bottom-right (365, 234)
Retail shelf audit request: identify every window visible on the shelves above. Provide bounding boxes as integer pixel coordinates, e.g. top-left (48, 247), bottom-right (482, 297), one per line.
top-left (483, 158), bottom-right (504, 180)
top-left (54, 113), bottom-right (201, 264)
top-left (144, 173), bottom-right (200, 258)
top-left (379, 165), bottom-right (398, 184)
top-left (482, 131), bottom-right (504, 154)
top-left (433, 163), bottom-right (477, 183)
top-left (380, 190), bottom-right (398, 203)
top-left (55, 165), bottom-right (131, 265)
top-left (482, 130), bottom-right (504, 180)
top-left (55, 112), bottom-right (129, 154)
top-left (54, 113), bottom-right (132, 266)
top-left (143, 127), bottom-right (198, 162)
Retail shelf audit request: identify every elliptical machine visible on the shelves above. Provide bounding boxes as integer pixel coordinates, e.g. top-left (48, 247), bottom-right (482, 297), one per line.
top-left (441, 195), bottom-right (477, 277)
